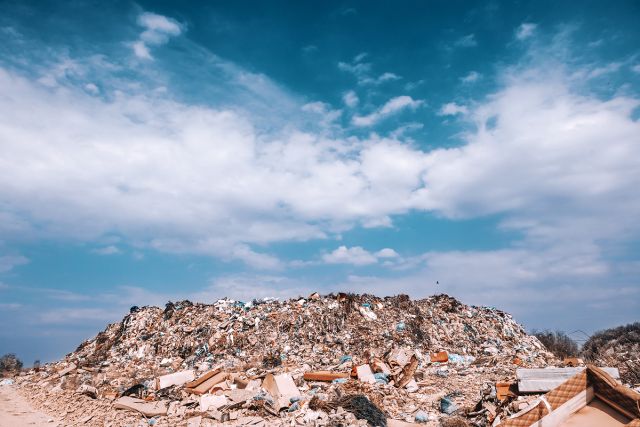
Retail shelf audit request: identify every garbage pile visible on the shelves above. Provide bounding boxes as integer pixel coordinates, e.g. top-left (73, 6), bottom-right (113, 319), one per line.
top-left (13, 293), bottom-right (559, 426)
top-left (581, 322), bottom-right (640, 386)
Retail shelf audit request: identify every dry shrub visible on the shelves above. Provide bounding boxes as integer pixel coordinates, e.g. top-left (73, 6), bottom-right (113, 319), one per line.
top-left (533, 330), bottom-right (578, 359)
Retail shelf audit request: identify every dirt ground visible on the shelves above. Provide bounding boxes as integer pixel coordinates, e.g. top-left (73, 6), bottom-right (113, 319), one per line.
top-left (0, 385), bottom-right (58, 427)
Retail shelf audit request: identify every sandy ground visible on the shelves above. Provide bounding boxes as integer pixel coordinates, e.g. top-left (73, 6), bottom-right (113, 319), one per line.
top-left (0, 385), bottom-right (59, 427)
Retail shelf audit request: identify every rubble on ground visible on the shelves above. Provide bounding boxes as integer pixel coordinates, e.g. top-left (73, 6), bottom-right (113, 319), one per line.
top-left (12, 293), bottom-right (563, 426)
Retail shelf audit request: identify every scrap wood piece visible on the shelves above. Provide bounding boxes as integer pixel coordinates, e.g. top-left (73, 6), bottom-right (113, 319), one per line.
top-left (516, 367), bottom-right (620, 393)
top-left (114, 396), bottom-right (168, 417)
top-left (430, 351), bottom-right (449, 363)
top-left (303, 371), bottom-right (350, 382)
top-left (185, 371), bottom-right (229, 395)
top-left (156, 369), bottom-right (195, 390)
top-left (396, 356), bottom-right (419, 388)
top-left (496, 381), bottom-right (517, 400)
top-left (185, 368), bottom-right (221, 388)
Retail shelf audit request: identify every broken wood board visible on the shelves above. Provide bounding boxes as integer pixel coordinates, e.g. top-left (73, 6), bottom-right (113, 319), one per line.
top-left (114, 396), bottom-right (168, 417)
top-left (185, 371), bottom-right (228, 395)
top-left (185, 368), bottom-right (221, 389)
top-left (517, 367), bottom-right (619, 393)
top-left (303, 371), bottom-right (350, 382)
top-left (156, 369), bottom-right (195, 389)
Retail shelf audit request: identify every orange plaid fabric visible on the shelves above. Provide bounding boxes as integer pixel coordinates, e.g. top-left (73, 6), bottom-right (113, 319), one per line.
top-left (501, 370), bottom-right (587, 426)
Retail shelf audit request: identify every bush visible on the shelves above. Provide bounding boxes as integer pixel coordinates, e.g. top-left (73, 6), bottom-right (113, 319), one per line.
top-left (533, 330), bottom-right (579, 359)
top-left (0, 353), bottom-right (23, 374)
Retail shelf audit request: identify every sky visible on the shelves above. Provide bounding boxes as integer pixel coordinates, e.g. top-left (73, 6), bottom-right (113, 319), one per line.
top-left (0, 0), bottom-right (639, 364)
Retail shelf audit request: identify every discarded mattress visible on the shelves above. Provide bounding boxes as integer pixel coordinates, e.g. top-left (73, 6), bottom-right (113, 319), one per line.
top-left (501, 365), bottom-right (640, 426)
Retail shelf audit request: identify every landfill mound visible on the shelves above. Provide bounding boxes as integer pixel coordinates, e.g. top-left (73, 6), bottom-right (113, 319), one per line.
top-left (73, 293), bottom-right (548, 371)
top-left (582, 322), bottom-right (640, 385)
top-left (13, 293), bottom-right (558, 426)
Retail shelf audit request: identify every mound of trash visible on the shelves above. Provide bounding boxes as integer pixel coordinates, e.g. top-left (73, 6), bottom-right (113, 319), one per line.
top-left (582, 322), bottom-right (640, 385)
top-left (13, 293), bottom-right (558, 426)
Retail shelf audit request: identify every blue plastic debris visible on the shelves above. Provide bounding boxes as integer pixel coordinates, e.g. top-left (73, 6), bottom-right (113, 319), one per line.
top-left (374, 372), bottom-right (389, 384)
top-left (340, 355), bottom-right (353, 364)
top-left (332, 377), bottom-right (348, 384)
top-left (290, 396), bottom-right (301, 403)
top-left (440, 396), bottom-right (458, 415)
top-left (288, 401), bottom-right (300, 412)
top-left (396, 322), bottom-right (406, 331)
top-left (447, 353), bottom-right (475, 365)
top-left (148, 418), bottom-right (157, 426)
top-left (361, 303), bottom-right (372, 308)
top-left (414, 410), bottom-right (429, 423)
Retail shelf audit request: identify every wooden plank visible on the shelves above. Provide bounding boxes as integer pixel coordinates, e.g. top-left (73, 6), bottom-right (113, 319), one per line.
top-left (303, 371), bottom-right (350, 382)
top-left (185, 368), bottom-right (221, 389)
top-left (517, 367), bottom-right (619, 393)
top-left (185, 371), bottom-right (228, 395)
top-left (530, 386), bottom-right (593, 427)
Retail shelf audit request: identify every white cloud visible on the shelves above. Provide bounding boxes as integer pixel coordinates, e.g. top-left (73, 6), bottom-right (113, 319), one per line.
top-left (461, 71), bottom-right (481, 83)
top-left (454, 34), bottom-right (477, 47)
top-left (438, 102), bottom-right (468, 116)
top-left (323, 246), bottom-right (378, 265)
top-left (415, 69), bottom-right (640, 253)
top-left (92, 245), bottom-right (121, 255)
top-left (585, 62), bottom-right (622, 79)
top-left (0, 255), bottom-right (29, 273)
top-left (338, 60), bottom-right (371, 77)
top-left (359, 72), bottom-right (402, 85)
top-left (632, 64), bottom-right (640, 73)
top-left (138, 12), bottom-right (182, 37)
top-left (352, 95), bottom-right (423, 126)
top-left (516, 23), bottom-right (537, 40)
top-left (361, 216), bottom-right (392, 228)
top-left (131, 12), bottom-right (183, 60)
top-left (131, 40), bottom-right (152, 60)
top-left (342, 90), bottom-right (359, 108)
top-left (375, 248), bottom-right (399, 258)
top-left (323, 245), bottom-right (400, 265)
top-left (84, 83), bottom-right (99, 94)
top-left (302, 101), bottom-right (342, 124)
top-left (338, 55), bottom-right (400, 85)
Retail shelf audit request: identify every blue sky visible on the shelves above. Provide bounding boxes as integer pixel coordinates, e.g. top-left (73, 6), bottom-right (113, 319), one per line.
top-left (1, 0), bottom-right (639, 363)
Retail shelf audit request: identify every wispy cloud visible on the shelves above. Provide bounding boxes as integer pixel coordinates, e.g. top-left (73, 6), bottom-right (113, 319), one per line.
top-left (516, 23), bottom-right (537, 40)
top-left (352, 95), bottom-right (423, 126)
top-left (338, 54), bottom-right (401, 85)
top-left (131, 12), bottom-right (183, 60)
top-left (0, 255), bottom-right (29, 273)
top-left (92, 245), bottom-right (121, 255)
top-left (342, 90), bottom-right (359, 108)
top-left (438, 102), bottom-right (468, 116)
top-left (454, 34), bottom-right (477, 47)
top-left (323, 245), bottom-right (398, 265)
top-left (461, 71), bottom-right (481, 83)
